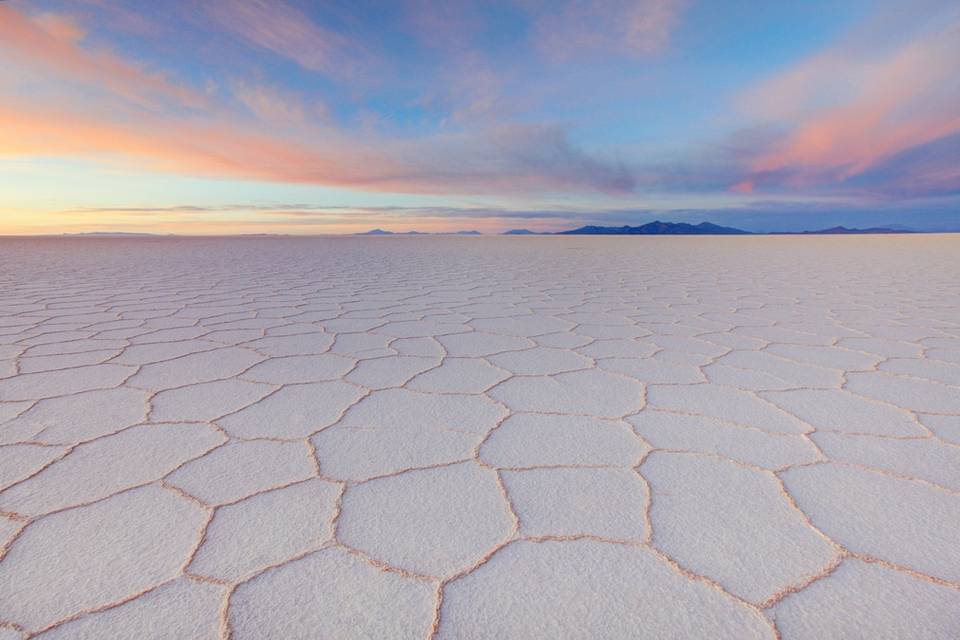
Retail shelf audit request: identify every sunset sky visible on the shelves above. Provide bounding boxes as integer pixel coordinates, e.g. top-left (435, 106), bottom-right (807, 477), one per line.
top-left (1, 0), bottom-right (958, 234)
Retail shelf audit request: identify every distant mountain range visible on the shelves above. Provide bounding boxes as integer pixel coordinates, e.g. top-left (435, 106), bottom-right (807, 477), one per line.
top-left (357, 222), bottom-right (922, 237)
top-left (506, 222), bottom-right (914, 235)
top-left (557, 221), bottom-right (750, 235)
top-left (59, 223), bottom-right (919, 239)
top-left (359, 222), bottom-right (751, 236)
top-left (556, 222), bottom-right (914, 235)
top-left (773, 226), bottom-right (913, 235)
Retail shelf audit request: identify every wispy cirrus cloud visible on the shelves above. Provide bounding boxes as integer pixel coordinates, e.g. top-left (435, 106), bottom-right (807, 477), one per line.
top-left (0, 3), bottom-right (203, 110)
top-left (0, 98), bottom-right (633, 195)
top-left (0, 3), bottom-right (633, 195)
top-left (532, 0), bottom-right (687, 60)
top-left (229, 79), bottom-right (316, 125)
top-left (736, 4), bottom-right (960, 195)
top-left (845, 132), bottom-right (960, 198)
top-left (204, 0), bottom-right (372, 80)
top-left (30, 11), bottom-right (85, 42)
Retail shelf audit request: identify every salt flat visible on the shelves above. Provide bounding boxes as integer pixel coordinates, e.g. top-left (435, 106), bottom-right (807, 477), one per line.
top-left (0, 235), bottom-right (959, 639)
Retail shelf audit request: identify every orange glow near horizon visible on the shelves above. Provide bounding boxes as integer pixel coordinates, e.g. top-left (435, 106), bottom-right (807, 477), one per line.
top-left (1, 1), bottom-right (957, 234)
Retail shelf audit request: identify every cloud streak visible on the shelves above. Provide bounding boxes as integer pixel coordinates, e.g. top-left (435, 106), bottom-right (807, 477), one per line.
top-left (0, 4), bottom-right (633, 195)
top-left (0, 4), bottom-right (203, 110)
top-left (737, 5), bottom-right (960, 195)
top-left (0, 100), bottom-right (633, 195)
top-left (532, 0), bottom-right (687, 59)
top-left (205, 0), bottom-right (371, 80)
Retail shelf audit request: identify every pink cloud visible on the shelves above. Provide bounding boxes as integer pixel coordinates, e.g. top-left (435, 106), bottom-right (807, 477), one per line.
top-left (69, 0), bottom-right (167, 37)
top-left (230, 80), bottom-right (319, 125)
top-left (0, 95), bottom-right (631, 196)
top-left (738, 7), bottom-right (960, 191)
top-left (533, 0), bottom-right (686, 60)
top-left (0, 4), bottom-right (633, 196)
top-left (205, 0), bottom-right (371, 80)
top-left (404, 0), bottom-right (486, 54)
top-left (31, 12), bottom-right (86, 42)
top-left (0, 4), bottom-right (204, 110)
top-left (401, 2), bottom-right (515, 125)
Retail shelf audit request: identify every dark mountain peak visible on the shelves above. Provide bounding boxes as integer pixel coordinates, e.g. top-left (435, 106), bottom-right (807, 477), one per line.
top-left (797, 226), bottom-right (913, 235)
top-left (356, 228), bottom-right (393, 235)
top-left (558, 220), bottom-right (750, 235)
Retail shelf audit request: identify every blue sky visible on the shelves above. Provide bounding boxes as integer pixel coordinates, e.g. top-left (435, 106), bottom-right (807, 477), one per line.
top-left (0, 0), bottom-right (957, 233)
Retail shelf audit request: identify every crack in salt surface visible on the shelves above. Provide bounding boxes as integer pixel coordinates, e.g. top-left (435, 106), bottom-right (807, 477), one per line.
top-left (0, 235), bottom-right (958, 638)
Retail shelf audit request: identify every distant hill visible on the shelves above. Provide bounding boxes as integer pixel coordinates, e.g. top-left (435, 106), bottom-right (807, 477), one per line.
top-left (558, 221), bottom-right (751, 235)
top-left (358, 222), bottom-right (921, 237)
top-left (788, 226), bottom-right (913, 235)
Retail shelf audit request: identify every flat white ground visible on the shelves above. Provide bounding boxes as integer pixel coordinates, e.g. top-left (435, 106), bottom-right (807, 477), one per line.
top-left (1, 235), bottom-right (959, 639)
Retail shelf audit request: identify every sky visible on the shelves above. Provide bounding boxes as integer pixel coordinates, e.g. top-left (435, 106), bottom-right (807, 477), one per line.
top-left (1, 0), bottom-right (958, 235)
